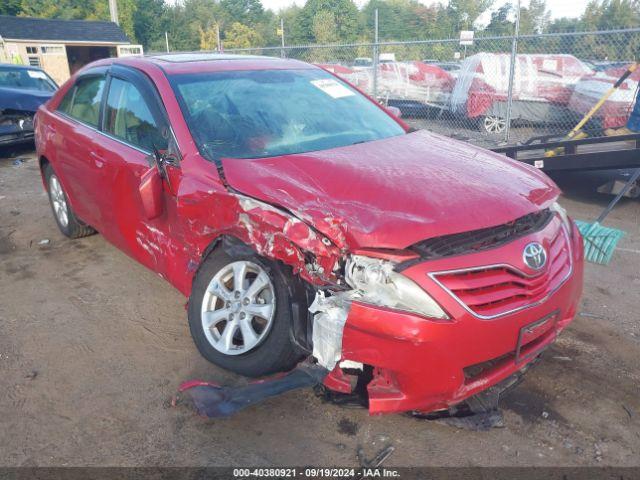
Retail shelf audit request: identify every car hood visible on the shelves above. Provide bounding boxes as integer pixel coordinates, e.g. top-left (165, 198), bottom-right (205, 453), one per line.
top-left (0, 87), bottom-right (53, 113)
top-left (222, 130), bottom-right (559, 250)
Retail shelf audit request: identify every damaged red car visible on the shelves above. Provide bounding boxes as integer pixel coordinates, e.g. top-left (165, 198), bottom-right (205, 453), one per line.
top-left (35, 53), bottom-right (584, 416)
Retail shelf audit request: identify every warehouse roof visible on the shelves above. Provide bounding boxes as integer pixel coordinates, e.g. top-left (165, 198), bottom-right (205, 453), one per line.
top-left (0, 15), bottom-right (130, 44)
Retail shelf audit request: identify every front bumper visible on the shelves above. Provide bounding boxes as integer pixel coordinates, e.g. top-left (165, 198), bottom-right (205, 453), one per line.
top-left (0, 114), bottom-right (35, 146)
top-left (324, 219), bottom-right (584, 415)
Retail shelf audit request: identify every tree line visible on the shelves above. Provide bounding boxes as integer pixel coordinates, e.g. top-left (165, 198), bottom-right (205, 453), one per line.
top-left (1, 0), bottom-right (639, 58)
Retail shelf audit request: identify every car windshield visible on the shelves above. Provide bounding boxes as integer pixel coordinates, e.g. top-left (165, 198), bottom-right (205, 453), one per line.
top-left (0, 67), bottom-right (57, 92)
top-left (169, 68), bottom-right (405, 160)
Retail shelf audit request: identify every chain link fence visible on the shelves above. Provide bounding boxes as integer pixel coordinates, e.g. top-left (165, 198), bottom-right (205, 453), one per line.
top-left (226, 28), bottom-right (640, 149)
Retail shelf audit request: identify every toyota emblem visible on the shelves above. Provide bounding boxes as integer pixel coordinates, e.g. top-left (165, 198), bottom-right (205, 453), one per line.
top-left (523, 242), bottom-right (547, 270)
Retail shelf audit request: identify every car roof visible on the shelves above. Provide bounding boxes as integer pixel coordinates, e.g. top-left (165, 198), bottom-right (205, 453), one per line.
top-left (0, 62), bottom-right (45, 71)
top-left (131, 52), bottom-right (316, 75)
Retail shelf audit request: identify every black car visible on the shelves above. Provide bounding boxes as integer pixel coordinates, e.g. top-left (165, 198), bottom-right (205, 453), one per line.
top-left (0, 64), bottom-right (57, 146)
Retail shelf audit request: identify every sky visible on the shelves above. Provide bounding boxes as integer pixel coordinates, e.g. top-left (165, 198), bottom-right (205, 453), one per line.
top-left (259, 0), bottom-right (593, 22)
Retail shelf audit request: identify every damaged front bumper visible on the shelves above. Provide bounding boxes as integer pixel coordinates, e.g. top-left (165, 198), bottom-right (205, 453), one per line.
top-left (0, 112), bottom-right (35, 146)
top-left (320, 220), bottom-right (584, 415)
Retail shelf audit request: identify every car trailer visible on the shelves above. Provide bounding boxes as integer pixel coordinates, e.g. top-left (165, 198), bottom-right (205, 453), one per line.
top-left (493, 132), bottom-right (640, 172)
top-left (492, 133), bottom-right (640, 198)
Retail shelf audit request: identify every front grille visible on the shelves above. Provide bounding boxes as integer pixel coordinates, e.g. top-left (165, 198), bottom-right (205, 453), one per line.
top-left (411, 209), bottom-right (553, 260)
top-left (433, 226), bottom-right (571, 318)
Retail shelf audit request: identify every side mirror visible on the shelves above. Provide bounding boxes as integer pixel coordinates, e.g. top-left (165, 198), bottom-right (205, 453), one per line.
top-left (387, 105), bottom-right (402, 118)
top-left (138, 166), bottom-right (163, 220)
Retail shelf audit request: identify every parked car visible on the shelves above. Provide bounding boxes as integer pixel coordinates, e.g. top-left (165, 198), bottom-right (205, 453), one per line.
top-left (352, 57), bottom-right (372, 70)
top-left (379, 53), bottom-right (396, 64)
top-left (35, 53), bottom-right (584, 415)
top-left (427, 61), bottom-right (461, 74)
top-left (450, 53), bottom-right (592, 134)
top-left (377, 61), bottom-right (454, 116)
top-left (317, 60), bottom-right (454, 117)
top-left (0, 64), bottom-right (57, 146)
top-left (568, 62), bottom-right (639, 131)
top-left (314, 63), bottom-right (370, 91)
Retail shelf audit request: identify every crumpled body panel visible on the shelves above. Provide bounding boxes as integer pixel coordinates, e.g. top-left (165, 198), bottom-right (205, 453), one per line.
top-left (222, 130), bottom-right (559, 250)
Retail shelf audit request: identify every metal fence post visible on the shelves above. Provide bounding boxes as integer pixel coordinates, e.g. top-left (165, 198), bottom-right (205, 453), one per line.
top-left (280, 18), bottom-right (285, 58)
top-left (373, 8), bottom-right (379, 100)
top-left (504, 0), bottom-right (521, 143)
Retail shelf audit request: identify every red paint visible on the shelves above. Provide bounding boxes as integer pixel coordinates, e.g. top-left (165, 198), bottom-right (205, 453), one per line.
top-left (36, 55), bottom-right (583, 415)
top-left (333, 220), bottom-right (583, 414)
top-left (223, 129), bottom-right (559, 249)
top-left (457, 54), bottom-right (593, 119)
top-left (568, 67), bottom-right (640, 129)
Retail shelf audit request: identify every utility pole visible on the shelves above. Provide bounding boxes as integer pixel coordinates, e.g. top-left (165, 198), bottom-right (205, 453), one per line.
top-left (278, 18), bottom-right (285, 58)
top-left (373, 8), bottom-right (379, 100)
top-left (216, 24), bottom-right (222, 52)
top-left (165, 31), bottom-right (169, 53)
top-left (504, 0), bottom-right (521, 143)
top-left (108, 0), bottom-right (119, 25)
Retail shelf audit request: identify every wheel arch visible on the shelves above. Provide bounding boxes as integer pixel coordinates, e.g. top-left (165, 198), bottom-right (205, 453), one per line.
top-left (38, 155), bottom-right (50, 189)
top-left (192, 233), bottom-right (315, 355)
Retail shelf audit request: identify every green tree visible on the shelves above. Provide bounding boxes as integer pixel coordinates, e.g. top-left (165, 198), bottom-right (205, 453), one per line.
top-left (447, 0), bottom-right (494, 32)
top-left (598, 0), bottom-right (639, 29)
top-left (519, 0), bottom-right (551, 34)
top-left (220, 0), bottom-right (265, 26)
top-left (361, 0), bottom-right (446, 42)
top-left (133, 0), bottom-right (167, 51)
top-left (162, 0), bottom-right (223, 52)
top-left (199, 25), bottom-right (220, 50)
top-left (19, 0), bottom-right (137, 42)
top-left (0, 0), bottom-right (22, 16)
top-left (223, 21), bottom-right (262, 48)
top-left (484, 3), bottom-right (514, 36)
top-left (296, 0), bottom-right (359, 43)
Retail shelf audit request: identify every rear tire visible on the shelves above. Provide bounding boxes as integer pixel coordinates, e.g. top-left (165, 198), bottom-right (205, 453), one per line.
top-left (479, 114), bottom-right (508, 135)
top-left (188, 246), bottom-right (304, 377)
top-left (44, 164), bottom-right (95, 239)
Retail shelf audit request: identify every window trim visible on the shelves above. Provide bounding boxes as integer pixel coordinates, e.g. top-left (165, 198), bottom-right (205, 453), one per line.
top-left (102, 67), bottom-right (169, 154)
top-left (56, 67), bottom-right (108, 130)
top-left (54, 65), bottom-right (180, 159)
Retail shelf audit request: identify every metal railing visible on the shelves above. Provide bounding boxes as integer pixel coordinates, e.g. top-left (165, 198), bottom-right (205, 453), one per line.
top-left (225, 28), bottom-right (640, 148)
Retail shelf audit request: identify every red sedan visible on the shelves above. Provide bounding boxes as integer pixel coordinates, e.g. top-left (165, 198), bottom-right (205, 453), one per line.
top-left (35, 53), bottom-right (584, 415)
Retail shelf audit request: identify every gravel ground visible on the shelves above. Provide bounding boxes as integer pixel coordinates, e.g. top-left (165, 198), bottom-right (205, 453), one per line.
top-left (0, 145), bottom-right (639, 467)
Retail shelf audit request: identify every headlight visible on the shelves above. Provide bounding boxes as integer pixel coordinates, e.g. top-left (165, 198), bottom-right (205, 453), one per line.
top-left (550, 201), bottom-right (572, 233)
top-left (345, 255), bottom-right (449, 320)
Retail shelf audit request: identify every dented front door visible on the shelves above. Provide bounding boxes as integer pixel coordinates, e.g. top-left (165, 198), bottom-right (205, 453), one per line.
top-left (94, 66), bottom-right (182, 278)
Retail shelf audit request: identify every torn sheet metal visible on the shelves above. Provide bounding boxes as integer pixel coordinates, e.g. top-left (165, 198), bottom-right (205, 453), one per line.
top-left (173, 184), bottom-right (345, 295)
top-left (179, 363), bottom-right (328, 418)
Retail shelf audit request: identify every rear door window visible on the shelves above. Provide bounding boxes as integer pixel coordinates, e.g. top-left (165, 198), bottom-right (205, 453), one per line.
top-left (103, 77), bottom-right (167, 152)
top-left (58, 75), bottom-right (105, 128)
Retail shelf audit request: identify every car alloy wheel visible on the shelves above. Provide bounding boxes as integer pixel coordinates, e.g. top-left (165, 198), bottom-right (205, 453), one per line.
top-left (200, 260), bottom-right (276, 355)
top-left (482, 115), bottom-right (507, 134)
top-left (49, 175), bottom-right (69, 228)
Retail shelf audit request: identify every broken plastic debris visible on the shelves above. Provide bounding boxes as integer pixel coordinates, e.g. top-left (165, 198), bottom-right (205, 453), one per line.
top-left (38, 239), bottom-right (50, 245)
top-left (309, 291), bottom-right (350, 371)
top-left (339, 360), bottom-right (363, 370)
top-left (178, 363), bottom-right (328, 418)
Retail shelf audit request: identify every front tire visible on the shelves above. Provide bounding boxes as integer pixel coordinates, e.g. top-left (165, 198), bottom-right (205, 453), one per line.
top-left (44, 164), bottom-right (95, 239)
top-left (188, 246), bottom-right (303, 377)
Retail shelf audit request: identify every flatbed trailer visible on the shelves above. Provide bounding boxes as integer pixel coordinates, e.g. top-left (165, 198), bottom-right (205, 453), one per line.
top-left (491, 132), bottom-right (640, 172)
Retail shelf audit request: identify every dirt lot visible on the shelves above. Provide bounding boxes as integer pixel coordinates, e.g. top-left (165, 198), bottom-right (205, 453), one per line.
top-left (0, 145), bottom-right (639, 467)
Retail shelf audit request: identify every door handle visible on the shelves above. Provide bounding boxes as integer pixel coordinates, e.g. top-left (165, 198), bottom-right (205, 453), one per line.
top-left (90, 150), bottom-right (105, 168)
top-left (46, 123), bottom-right (56, 141)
